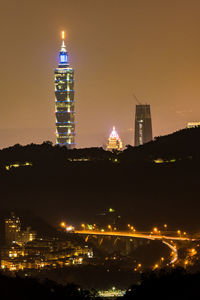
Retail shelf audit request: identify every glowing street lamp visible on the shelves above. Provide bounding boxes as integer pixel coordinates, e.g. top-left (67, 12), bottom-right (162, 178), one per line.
top-left (60, 222), bottom-right (66, 228)
top-left (131, 226), bottom-right (136, 232)
top-left (108, 225), bottom-right (112, 231)
top-left (153, 227), bottom-right (158, 233)
top-left (184, 260), bottom-right (188, 267)
top-left (190, 248), bottom-right (197, 256)
top-left (81, 223), bottom-right (85, 230)
top-left (153, 264), bottom-right (159, 269)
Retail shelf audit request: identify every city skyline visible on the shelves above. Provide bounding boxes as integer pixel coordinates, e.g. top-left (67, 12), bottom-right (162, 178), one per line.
top-left (1, 1), bottom-right (200, 295)
top-left (1, 0), bottom-right (200, 148)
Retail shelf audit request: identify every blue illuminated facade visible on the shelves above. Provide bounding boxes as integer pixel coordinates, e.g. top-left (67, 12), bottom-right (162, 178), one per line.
top-left (55, 34), bottom-right (75, 148)
top-left (59, 47), bottom-right (68, 65)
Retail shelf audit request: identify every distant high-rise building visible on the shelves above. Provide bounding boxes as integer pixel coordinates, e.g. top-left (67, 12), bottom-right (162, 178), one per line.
top-left (187, 122), bottom-right (200, 128)
top-left (55, 31), bottom-right (75, 148)
top-left (107, 126), bottom-right (123, 151)
top-left (5, 213), bottom-right (36, 245)
top-left (5, 212), bottom-right (21, 244)
top-left (134, 104), bottom-right (152, 146)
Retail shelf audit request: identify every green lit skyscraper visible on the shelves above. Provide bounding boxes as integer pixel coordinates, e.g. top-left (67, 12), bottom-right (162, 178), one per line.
top-left (54, 31), bottom-right (75, 148)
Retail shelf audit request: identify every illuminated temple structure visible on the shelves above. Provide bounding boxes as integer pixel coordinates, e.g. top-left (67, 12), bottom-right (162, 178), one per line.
top-left (107, 126), bottom-right (123, 151)
top-left (55, 31), bottom-right (75, 148)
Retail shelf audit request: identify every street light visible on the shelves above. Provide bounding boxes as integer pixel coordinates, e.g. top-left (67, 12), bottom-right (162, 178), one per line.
top-left (153, 264), bottom-right (159, 269)
top-left (184, 260), bottom-right (188, 267)
top-left (108, 225), bottom-right (112, 231)
top-left (60, 222), bottom-right (66, 228)
top-left (153, 227), bottom-right (158, 233)
top-left (130, 226), bottom-right (136, 232)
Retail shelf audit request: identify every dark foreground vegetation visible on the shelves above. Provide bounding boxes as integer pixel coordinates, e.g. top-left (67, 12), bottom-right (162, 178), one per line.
top-left (0, 273), bottom-right (98, 299)
top-left (1, 268), bottom-right (200, 299)
top-left (122, 267), bottom-right (200, 299)
top-left (16, 264), bottom-right (140, 290)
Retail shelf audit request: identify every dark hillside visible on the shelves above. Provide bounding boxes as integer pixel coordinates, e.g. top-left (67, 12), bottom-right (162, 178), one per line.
top-left (0, 128), bottom-right (200, 232)
top-left (121, 126), bottom-right (200, 162)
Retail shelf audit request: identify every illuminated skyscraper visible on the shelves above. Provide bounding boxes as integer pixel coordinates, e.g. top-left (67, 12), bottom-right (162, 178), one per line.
top-left (134, 104), bottom-right (152, 146)
top-left (107, 126), bottom-right (123, 151)
top-left (5, 213), bottom-right (36, 245)
top-left (55, 31), bottom-right (75, 148)
top-left (5, 212), bottom-right (21, 245)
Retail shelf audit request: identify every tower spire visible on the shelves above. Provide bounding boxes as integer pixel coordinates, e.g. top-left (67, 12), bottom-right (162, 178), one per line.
top-left (61, 31), bottom-right (66, 52)
top-left (59, 30), bottom-right (68, 66)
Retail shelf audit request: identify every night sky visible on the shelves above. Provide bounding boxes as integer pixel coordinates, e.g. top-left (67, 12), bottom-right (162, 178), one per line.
top-left (1, 0), bottom-right (200, 148)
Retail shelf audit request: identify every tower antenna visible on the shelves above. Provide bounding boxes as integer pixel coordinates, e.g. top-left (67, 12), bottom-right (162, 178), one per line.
top-left (61, 31), bottom-right (65, 40)
top-left (132, 93), bottom-right (142, 105)
top-left (60, 31), bottom-right (66, 52)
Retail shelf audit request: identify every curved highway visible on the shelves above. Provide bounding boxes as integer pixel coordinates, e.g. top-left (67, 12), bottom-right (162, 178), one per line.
top-left (75, 230), bottom-right (194, 265)
top-left (162, 240), bottom-right (178, 264)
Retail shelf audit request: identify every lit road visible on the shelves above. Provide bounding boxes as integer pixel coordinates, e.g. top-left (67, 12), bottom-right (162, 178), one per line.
top-left (162, 240), bottom-right (178, 264)
top-left (75, 230), bottom-right (193, 242)
top-left (75, 230), bottom-right (194, 265)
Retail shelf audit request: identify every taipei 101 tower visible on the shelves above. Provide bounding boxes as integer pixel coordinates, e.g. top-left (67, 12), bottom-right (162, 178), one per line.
top-left (54, 31), bottom-right (75, 148)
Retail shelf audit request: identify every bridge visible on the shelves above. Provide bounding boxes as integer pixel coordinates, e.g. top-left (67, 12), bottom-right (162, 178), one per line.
top-left (74, 230), bottom-right (195, 265)
top-left (75, 230), bottom-right (193, 242)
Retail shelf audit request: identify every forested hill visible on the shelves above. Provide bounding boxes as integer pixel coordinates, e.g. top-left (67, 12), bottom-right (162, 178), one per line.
top-left (120, 126), bottom-right (200, 162)
top-left (0, 126), bottom-right (200, 166)
top-left (0, 143), bottom-right (113, 168)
